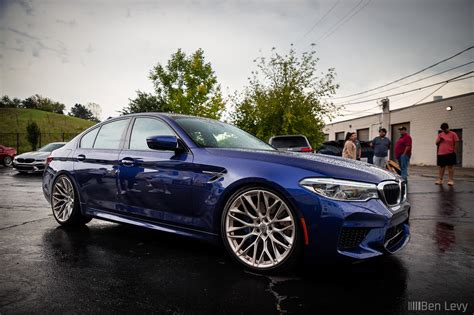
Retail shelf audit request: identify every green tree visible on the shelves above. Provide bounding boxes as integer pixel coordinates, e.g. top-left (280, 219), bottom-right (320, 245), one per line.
top-left (26, 121), bottom-right (41, 151)
top-left (231, 48), bottom-right (339, 148)
top-left (0, 95), bottom-right (21, 108)
top-left (21, 95), bottom-right (65, 114)
top-left (121, 91), bottom-right (166, 115)
top-left (69, 103), bottom-right (95, 121)
top-left (123, 49), bottom-right (225, 119)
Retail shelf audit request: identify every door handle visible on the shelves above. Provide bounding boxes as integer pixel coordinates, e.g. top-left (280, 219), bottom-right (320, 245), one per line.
top-left (77, 154), bottom-right (86, 161)
top-left (121, 157), bottom-right (135, 167)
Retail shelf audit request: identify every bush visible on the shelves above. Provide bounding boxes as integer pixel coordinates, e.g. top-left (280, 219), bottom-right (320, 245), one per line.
top-left (26, 121), bottom-right (41, 151)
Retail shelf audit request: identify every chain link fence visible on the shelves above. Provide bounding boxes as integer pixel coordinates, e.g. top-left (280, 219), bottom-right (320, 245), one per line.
top-left (0, 133), bottom-right (80, 154)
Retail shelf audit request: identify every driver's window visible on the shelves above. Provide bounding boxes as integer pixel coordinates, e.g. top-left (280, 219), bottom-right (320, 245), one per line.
top-left (129, 117), bottom-right (175, 150)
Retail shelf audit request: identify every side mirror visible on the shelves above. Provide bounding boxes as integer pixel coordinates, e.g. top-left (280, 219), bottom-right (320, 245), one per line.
top-left (146, 135), bottom-right (183, 152)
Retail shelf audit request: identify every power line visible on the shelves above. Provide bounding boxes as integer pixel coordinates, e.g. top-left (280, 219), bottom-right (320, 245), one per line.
top-left (337, 61), bottom-right (473, 103)
top-left (413, 83), bottom-right (448, 105)
top-left (295, 0), bottom-right (340, 44)
top-left (337, 76), bottom-right (472, 119)
top-left (302, 0), bottom-right (364, 47)
top-left (335, 71), bottom-right (473, 106)
top-left (331, 46), bottom-right (474, 99)
top-left (317, 0), bottom-right (372, 43)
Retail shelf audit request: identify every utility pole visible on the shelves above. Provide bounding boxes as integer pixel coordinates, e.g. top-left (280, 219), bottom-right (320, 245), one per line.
top-left (381, 98), bottom-right (390, 136)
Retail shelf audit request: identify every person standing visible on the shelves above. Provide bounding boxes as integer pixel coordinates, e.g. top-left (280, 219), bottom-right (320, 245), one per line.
top-left (354, 135), bottom-right (362, 161)
top-left (435, 123), bottom-right (459, 186)
top-left (342, 132), bottom-right (357, 160)
top-left (371, 128), bottom-right (391, 168)
top-left (394, 126), bottom-right (412, 181)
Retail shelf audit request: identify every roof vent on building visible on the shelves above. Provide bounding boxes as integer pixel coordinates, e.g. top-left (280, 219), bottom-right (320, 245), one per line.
top-left (433, 96), bottom-right (443, 101)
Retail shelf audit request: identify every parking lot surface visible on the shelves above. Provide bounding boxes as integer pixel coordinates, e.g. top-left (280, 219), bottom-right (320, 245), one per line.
top-left (1, 166), bottom-right (473, 314)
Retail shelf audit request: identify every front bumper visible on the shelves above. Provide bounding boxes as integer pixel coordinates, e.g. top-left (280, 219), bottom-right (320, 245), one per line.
top-left (297, 192), bottom-right (410, 263)
top-left (13, 161), bottom-right (46, 172)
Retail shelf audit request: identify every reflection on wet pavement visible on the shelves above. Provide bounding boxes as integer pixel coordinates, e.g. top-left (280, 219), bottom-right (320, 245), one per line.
top-left (0, 167), bottom-right (473, 314)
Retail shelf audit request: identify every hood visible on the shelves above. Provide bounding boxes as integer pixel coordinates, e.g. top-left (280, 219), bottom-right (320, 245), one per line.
top-left (205, 148), bottom-right (397, 184)
top-left (15, 151), bottom-right (50, 160)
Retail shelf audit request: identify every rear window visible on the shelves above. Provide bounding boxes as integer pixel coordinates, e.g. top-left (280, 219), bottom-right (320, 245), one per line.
top-left (270, 136), bottom-right (310, 148)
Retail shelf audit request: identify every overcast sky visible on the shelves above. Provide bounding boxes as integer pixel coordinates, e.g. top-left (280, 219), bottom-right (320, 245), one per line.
top-left (0, 0), bottom-right (472, 121)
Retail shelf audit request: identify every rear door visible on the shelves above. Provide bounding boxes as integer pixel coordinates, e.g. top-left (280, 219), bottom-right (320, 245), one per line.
top-left (73, 118), bottom-right (130, 212)
top-left (116, 116), bottom-right (196, 226)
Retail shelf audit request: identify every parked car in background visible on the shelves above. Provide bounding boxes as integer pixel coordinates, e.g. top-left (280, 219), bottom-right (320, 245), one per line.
top-left (0, 144), bottom-right (17, 167)
top-left (317, 140), bottom-right (374, 163)
top-left (269, 135), bottom-right (313, 153)
top-left (13, 142), bottom-right (66, 173)
top-left (43, 114), bottom-right (409, 272)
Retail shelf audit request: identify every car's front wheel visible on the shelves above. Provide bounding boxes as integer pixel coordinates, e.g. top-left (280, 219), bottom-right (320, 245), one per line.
top-left (3, 156), bottom-right (13, 167)
top-left (221, 187), bottom-right (301, 272)
top-left (51, 175), bottom-right (92, 226)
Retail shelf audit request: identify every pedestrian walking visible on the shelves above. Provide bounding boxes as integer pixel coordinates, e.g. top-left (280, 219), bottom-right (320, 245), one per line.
top-left (372, 128), bottom-right (391, 168)
top-left (342, 132), bottom-right (357, 160)
top-left (394, 126), bottom-right (412, 181)
top-left (435, 123), bottom-right (459, 186)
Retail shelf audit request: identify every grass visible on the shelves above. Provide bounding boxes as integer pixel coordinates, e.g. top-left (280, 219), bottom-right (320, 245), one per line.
top-left (0, 108), bottom-right (96, 153)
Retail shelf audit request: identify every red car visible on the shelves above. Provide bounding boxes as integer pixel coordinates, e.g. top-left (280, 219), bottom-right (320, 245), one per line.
top-left (0, 144), bottom-right (17, 167)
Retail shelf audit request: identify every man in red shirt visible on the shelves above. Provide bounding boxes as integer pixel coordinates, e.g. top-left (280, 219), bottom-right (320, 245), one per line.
top-left (435, 123), bottom-right (459, 186)
top-left (395, 126), bottom-right (412, 181)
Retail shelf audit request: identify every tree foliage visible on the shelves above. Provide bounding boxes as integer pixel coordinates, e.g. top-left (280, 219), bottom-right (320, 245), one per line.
top-left (121, 91), bottom-right (165, 115)
top-left (86, 102), bottom-right (102, 122)
top-left (122, 49), bottom-right (225, 119)
top-left (69, 103), bottom-right (98, 122)
top-left (26, 120), bottom-right (41, 151)
top-left (231, 48), bottom-right (339, 148)
top-left (0, 94), bottom-right (65, 114)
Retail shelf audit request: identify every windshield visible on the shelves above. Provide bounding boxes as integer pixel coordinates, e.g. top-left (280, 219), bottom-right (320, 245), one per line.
top-left (270, 136), bottom-right (309, 148)
top-left (174, 117), bottom-right (275, 151)
top-left (38, 143), bottom-right (65, 152)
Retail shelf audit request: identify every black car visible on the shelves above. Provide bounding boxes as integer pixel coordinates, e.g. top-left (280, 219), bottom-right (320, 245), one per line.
top-left (269, 135), bottom-right (313, 153)
top-left (317, 140), bottom-right (374, 162)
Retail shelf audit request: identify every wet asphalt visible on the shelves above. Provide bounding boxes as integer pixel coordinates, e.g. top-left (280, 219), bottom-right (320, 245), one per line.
top-left (0, 166), bottom-right (473, 314)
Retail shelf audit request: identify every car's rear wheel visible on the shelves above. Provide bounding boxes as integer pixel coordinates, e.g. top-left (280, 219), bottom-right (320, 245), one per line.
top-left (221, 187), bottom-right (301, 272)
top-left (52, 175), bottom-right (92, 226)
top-left (3, 156), bottom-right (13, 167)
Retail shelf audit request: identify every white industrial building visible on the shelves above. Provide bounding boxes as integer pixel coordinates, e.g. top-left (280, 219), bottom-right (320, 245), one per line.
top-left (324, 93), bottom-right (474, 168)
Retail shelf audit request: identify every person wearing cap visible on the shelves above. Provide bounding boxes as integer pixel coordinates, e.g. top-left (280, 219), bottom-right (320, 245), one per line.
top-left (371, 128), bottom-right (391, 168)
top-left (394, 126), bottom-right (412, 180)
top-left (435, 122), bottom-right (459, 186)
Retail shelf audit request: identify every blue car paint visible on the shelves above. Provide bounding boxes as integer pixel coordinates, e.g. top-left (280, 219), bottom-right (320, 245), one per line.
top-left (43, 113), bottom-right (410, 263)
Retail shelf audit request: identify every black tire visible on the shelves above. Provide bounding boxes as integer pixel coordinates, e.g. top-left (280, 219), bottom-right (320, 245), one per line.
top-left (3, 156), bottom-right (13, 167)
top-left (221, 186), bottom-right (302, 273)
top-left (51, 174), bottom-right (92, 226)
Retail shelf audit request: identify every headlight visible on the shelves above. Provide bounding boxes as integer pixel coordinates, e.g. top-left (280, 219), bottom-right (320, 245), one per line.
top-left (300, 178), bottom-right (379, 201)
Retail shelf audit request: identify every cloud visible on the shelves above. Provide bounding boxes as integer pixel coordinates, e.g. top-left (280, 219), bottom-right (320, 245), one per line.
top-left (56, 19), bottom-right (76, 27)
top-left (85, 44), bottom-right (94, 54)
top-left (16, 0), bottom-right (34, 16)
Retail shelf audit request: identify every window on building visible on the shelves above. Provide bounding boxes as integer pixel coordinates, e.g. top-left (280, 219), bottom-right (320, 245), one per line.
top-left (324, 134), bottom-right (329, 141)
top-left (335, 132), bottom-right (345, 141)
top-left (357, 128), bottom-right (370, 142)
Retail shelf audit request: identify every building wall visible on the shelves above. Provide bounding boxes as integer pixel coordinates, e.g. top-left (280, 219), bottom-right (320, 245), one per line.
top-left (324, 93), bottom-right (474, 167)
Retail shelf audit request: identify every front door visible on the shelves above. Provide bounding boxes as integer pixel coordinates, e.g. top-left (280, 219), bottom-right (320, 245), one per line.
top-left (116, 117), bottom-right (195, 226)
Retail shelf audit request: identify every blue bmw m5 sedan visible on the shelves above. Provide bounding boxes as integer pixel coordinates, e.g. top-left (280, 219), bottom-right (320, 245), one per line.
top-left (43, 113), bottom-right (410, 272)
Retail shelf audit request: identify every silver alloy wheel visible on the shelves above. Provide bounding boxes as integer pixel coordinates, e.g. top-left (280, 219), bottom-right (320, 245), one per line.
top-left (3, 156), bottom-right (12, 167)
top-left (225, 189), bottom-right (296, 269)
top-left (52, 176), bottom-right (75, 223)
